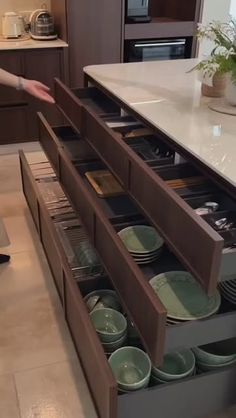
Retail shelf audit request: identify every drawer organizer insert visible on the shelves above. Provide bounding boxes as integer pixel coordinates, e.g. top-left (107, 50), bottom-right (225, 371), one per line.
top-left (37, 113), bottom-right (236, 368)
top-left (20, 150), bottom-right (236, 418)
top-left (54, 79), bottom-right (236, 295)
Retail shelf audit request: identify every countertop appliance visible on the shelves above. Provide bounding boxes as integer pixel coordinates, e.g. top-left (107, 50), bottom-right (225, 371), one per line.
top-left (127, 0), bottom-right (150, 23)
top-left (29, 9), bottom-right (57, 40)
top-left (124, 38), bottom-right (191, 62)
top-left (2, 12), bottom-right (24, 39)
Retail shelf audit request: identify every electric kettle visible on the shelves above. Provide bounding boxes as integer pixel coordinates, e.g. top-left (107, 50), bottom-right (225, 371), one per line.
top-left (2, 12), bottom-right (23, 38)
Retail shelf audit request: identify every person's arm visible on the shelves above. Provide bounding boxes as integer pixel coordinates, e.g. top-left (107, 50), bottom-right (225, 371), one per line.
top-left (0, 68), bottom-right (55, 103)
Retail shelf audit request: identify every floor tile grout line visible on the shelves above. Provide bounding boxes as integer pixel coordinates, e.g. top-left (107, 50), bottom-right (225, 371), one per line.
top-left (13, 358), bottom-right (76, 377)
top-left (12, 374), bottom-right (22, 418)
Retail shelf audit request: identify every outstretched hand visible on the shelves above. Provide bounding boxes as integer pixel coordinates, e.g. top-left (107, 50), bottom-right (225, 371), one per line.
top-left (24, 79), bottom-right (55, 104)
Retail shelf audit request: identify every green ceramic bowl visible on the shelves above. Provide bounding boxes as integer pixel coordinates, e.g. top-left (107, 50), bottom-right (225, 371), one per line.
top-left (109, 347), bottom-right (151, 391)
top-left (152, 350), bottom-right (195, 381)
top-left (197, 357), bottom-right (236, 372)
top-left (102, 333), bottom-right (127, 353)
top-left (90, 308), bottom-right (127, 343)
top-left (193, 339), bottom-right (236, 366)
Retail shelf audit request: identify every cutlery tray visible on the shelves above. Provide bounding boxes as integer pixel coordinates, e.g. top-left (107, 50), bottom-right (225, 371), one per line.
top-left (85, 169), bottom-right (125, 198)
top-left (20, 149), bottom-right (236, 418)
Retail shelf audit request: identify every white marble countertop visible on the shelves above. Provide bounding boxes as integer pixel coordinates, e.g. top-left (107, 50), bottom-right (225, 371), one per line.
top-left (84, 59), bottom-right (236, 189)
top-left (0, 37), bottom-right (68, 50)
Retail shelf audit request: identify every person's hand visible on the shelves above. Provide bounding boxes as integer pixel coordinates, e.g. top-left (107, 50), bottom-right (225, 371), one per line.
top-left (23, 79), bottom-right (55, 104)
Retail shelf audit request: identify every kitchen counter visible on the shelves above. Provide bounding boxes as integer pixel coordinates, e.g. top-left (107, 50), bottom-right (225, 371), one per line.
top-left (84, 59), bottom-right (236, 189)
top-left (0, 37), bottom-right (68, 50)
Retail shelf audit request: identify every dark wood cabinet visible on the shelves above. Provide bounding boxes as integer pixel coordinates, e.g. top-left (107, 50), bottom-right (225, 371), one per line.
top-left (0, 48), bottom-right (66, 144)
top-left (19, 76), bottom-right (236, 416)
top-left (51, 0), bottom-right (203, 87)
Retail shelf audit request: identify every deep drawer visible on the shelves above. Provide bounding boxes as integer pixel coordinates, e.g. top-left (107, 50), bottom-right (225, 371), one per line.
top-left (38, 113), bottom-right (236, 367)
top-left (19, 149), bottom-right (236, 418)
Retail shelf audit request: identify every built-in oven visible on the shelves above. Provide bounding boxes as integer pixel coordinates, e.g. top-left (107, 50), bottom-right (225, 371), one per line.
top-left (124, 37), bottom-right (192, 62)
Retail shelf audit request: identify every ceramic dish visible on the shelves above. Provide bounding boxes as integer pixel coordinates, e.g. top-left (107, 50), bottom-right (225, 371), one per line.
top-left (90, 308), bottom-right (127, 343)
top-left (118, 225), bottom-right (164, 255)
top-left (149, 271), bottom-right (221, 320)
top-left (197, 357), bottom-right (236, 372)
top-left (193, 339), bottom-right (236, 366)
top-left (152, 349), bottom-right (195, 381)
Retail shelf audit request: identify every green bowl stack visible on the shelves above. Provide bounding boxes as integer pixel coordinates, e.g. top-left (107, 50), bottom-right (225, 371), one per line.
top-left (151, 349), bottom-right (195, 384)
top-left (193, 339), bottom-right (236, 372)
top-left (90, 308), bottom-right (127, 355)
top-left (109, 347), bottom-right (152, 392)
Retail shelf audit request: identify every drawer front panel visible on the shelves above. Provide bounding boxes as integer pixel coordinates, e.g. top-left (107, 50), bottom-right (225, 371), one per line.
top-left (0, 85), bottom-right (25, 106)
top-left (84, 108), bottom-right (129, 187)
top-left (95, 216), bottom-right (166, 364)
top-left (38, 112), bottom-right (60, 174)
top-left (54, 78), bottom-right (83, 133)
top-left (0, 105), bottom-right (28, 144)
top-left (59, 151), bottom-right (95, 237)
top-left (118, 366), bottom-right (236, 418)
top-left (19, 151), bottom-right (40, 232)
top-left (64, 273), bottom-right (117, 418)
top-left (129, 160), bottom-right (224, 294)
top-left (0, 51), bottom-right (23, 74)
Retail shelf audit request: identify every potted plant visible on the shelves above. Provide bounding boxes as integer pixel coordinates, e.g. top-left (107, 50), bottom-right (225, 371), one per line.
top-left (191, 19), bottom-right (236, 104)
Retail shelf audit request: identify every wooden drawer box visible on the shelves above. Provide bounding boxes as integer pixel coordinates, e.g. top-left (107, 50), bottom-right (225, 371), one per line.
top-left (37, 113), bottom-right (236, 368)
top-left (19, 149), bottom-right (236, 418)
top-left (54, 79), bottom-right (236, 295)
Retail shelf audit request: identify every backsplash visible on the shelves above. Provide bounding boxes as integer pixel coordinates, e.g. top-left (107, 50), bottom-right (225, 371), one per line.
top-left (0, 0), bottom-right (50, 31)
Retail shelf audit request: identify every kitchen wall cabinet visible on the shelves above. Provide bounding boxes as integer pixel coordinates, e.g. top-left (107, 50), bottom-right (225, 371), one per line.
top-left (0, 47), bottom-right (66, 144)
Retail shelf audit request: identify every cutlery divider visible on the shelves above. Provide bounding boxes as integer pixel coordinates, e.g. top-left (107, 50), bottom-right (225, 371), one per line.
top-left (20, 148), bottom-right (236, 418)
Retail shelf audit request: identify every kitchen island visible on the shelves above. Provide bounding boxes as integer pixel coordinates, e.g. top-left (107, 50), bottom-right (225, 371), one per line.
top-left (84, 59), bottom-right (236, 190)
top-left (20, 59), bottom-right (236, 418)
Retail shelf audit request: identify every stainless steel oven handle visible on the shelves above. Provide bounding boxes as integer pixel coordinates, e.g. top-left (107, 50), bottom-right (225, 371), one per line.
top-left (134, 41), bottom-right (186, 47)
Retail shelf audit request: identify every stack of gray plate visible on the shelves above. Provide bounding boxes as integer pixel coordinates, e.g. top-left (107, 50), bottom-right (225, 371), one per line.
top-left (149, 271), bottom-right (221, 325)
top-left (118, 225), bottom-right (164, 265)
top-left (193, 339), bottom-right (236, 372)
top-left (219, 279), bottom-right (236, 305)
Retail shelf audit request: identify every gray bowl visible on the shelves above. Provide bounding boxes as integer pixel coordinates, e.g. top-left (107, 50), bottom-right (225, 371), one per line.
top-left (90, 308), bottom-right (127, 343)
top-left (109, 346), bottom-right (151, 391)
top-left (152, 350), bottom-right (195, 381)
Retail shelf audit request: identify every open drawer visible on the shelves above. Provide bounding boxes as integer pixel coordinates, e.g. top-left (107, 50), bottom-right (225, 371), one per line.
top-left (19, 150), bottom-right (236, 418)
top-left (54, 79), bottom-right (236, 295)
top-left (38, 113), bottom-right (236, 366)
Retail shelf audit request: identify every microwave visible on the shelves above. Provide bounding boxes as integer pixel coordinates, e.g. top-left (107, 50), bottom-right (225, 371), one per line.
top-left (124, 38), bottom-right (192, 62)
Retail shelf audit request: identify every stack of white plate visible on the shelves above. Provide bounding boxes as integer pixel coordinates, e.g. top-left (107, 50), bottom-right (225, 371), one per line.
top-left (219, 279), bottom-right (236, 305)
top-left (149, 271), bottom-right (221, 325)
top-left (118, 225), bottom-right (164, 265)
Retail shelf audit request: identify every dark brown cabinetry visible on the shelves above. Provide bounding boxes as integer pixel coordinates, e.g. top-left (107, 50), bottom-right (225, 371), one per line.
top-left (51, 0), bottom-right (203, 87)
top-left (19, 73), bottom-right (236, 417)
top-left (0, 48), bottom-right (66, 144)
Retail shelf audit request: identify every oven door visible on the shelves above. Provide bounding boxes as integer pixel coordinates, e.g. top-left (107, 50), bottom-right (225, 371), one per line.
top-left (125, 39), bottom-right (187, 62)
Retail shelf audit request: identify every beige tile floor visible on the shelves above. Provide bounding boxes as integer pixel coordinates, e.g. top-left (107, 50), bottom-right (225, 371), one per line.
top-left (0, 143), bottom-right (97, 418)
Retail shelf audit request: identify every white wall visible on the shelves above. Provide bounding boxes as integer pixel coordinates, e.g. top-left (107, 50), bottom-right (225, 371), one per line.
top-left (199, 0), bottom-right (231, 58)
top-left (230, 0), bottom-right (236, 17)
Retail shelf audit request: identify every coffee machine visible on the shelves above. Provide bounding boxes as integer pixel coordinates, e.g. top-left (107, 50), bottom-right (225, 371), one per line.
top-left (127, 0), bottom-right (150, 23)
